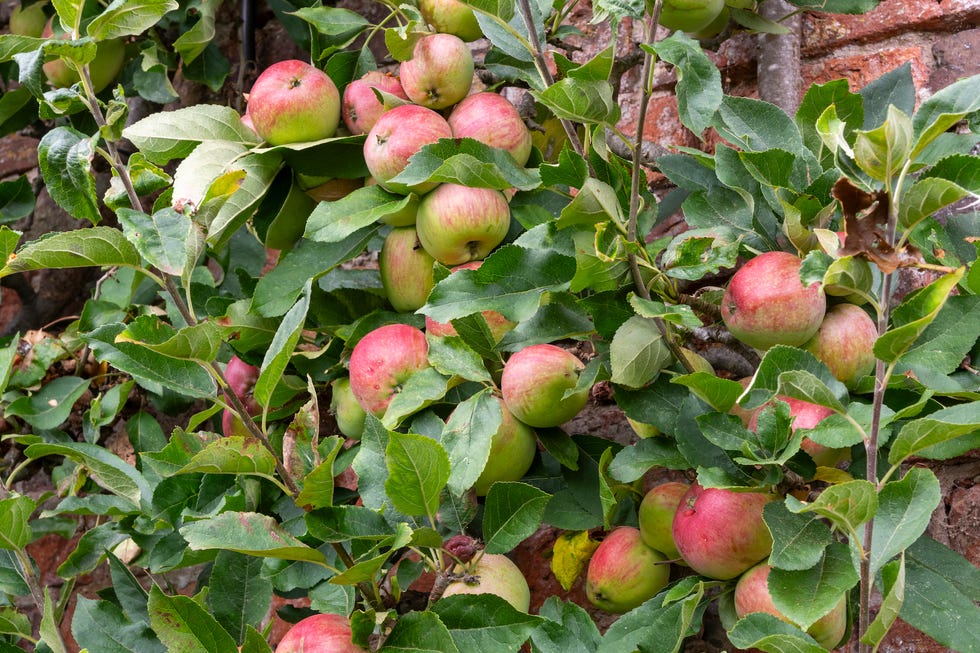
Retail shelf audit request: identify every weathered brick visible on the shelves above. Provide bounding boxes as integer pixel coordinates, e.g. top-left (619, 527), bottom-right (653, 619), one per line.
top-left (802, 0), bottom-right (980, 55)
top-left (930, 26), bottom-right (980, 90)
top-left (802, 45), bottom-right (932, 94)
top-left (0, 134), bottom-right (39, 180)
top-left (633, 92), bottom-right (701, 149)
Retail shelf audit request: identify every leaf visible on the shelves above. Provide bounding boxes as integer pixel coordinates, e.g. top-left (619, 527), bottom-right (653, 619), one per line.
top-left (860, 62), bottom-right (915, 129)
top-left (0, 176), bottom-right (36, 225)
top-left (0, 606), bottom-right (32, 641)
top-left (25, 442), bottom-right (151, 508)
top-left (305, 185), bottom-right (417, 244)
top-left (889, 402), bottom-right (979, 465)
top-left (0, 495), bottom-right (34, 551)
top-left (207, 551), bottom-right (273, 645)
top-left (549, 530), bottom-right (599, 592)
top-left (652, 32), bottom-right (722, 136)
top-left (106, 551), bottom-right (151, 626)
top-left (254, 281), bottom-right (311, 408)
top-left (0, 226), bottom-right (142, 278)
top-left (874, 268), bottom-right (964, 363)
top-left (744, 346), bottom-right (848, 410)
top-left (769, 542), bottom-right (858, 630)
top-left (483, 482), bottom-right (551, 554)
top-left (71, 596), bottom-right (164, 653)
top-left (37, 126), bottom-right (99, 224)
top-left (534, 78), bottom-right (620, 126)
top-left (853, 105), bottom-right (913, 182)
top-left (764, 501), bottom-right (834, 571)
top-left (432, 594), bottom-right (544, 650)
top-left (179, 512), bottom-right (327, 564)
top-left (911, 73), bottom-right (980, 158)
top-left (713, 95), bottom-right (807, 155)
top-left (122, 104), bottom-right (260, 165)
top-left (148, 585), bottom-right (239, 653)
top-left (598, 584), bottom-right (703, 653)
top-left (442, 389), bottom-right (501, 496)
top-left (87, 0), bottom-right (178, 40)
top-left (670, 373), bottom-right (743, 413)
top-left (607, 436), bottom-right (689, 483)
top-left (385, 431), bottom-right (451, 518)
top-left (426, 335), bottom-right (492, 384)
top-left (4, 375), bottom-right (89, 431)
top-left (870, 467), bottom-right (941, 577)
top-left (390, 138), bottom-right (541, 192)
top-left (609, 316), bottom-right (672, 388)
top-left (862, 556), bottom-right (904, 649)
top-left (177, 436), bottom-right (278, 479)
top-left (382, 367), bottom-right (451, 429)
top-left (784, 479), bottom-right (877, 537)
top-left (116, 318), bottom-right (224, 363)
top-left (727, 613), bottom-right (826, 653)
top-left (377, 610), bottom-right (460, 653)
top-left (206, 152), bottom-right (283, 248)
top-left (531, 597), bottom-right (602, 653)
top-left (172, 0), bottom-right (220, 63)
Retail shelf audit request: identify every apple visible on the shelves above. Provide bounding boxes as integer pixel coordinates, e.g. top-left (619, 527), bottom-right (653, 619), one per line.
top-left (654, 0), bottom-right (726, 32)
top-left (363, 104), bottom-right (453, 196)
top-left (803, 303), bottom-right (877, 388)
top-left (275, 613), bottom-right (367, 653)
top-left (10, 1), bottom-right (48, 37)
top-left (42, 19), bottom-right (125, 93)
top-left (220, 355), bottom-right (262, 437)
top-left (729, 376), bottom-right (756, 427)
top-left (419, 0), bottom-right (484, 42)
top-left (586, 526), bottom-right (670, 614)
top-left (448, 92), bottom-right (533, 166)
top-left (441, 552), bottom-right (531, 612)
top-left (330, 377), bottom-right (366, 440)
top-left (246, 59), bottom-right (341, 145)
top-left (672, 483), bottom-right (774, 580)
top-left (378, 226), bottom-right (436, 312)
top-left (424, 263), bottom-right (516, 342)
top-left (721, 251), bottom-right (826, 350)
top-left (415, 183), bottom-right (511, 266)
top-left (363, 177), bottom-right (420, 226)
top-left (500, 344), bottom-right (590, 428)
top-left (470, 397), bottom-right (537, 496)
top-left (341, 70), bottom-right (409, 135)
top-left (348, 324), bottom-right (430, 417)
top-left (735, 561), bottom-right (847, 650)
top-left (638, 481), bottom-right (689, 560)
top-left (750, 396), bottom-right (849, 469)
top-left (688, 4), bottom-right (729, 38)
top-left (398, 33), bottom-right (474, 110)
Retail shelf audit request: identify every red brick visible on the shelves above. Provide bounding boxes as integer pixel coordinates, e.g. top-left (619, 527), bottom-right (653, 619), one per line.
top-left (630, 93), bottom-right (701, 149)
top-left (802, 0), bottom-right (980, 56)
top-left (930, 27), bottom-right (980, 91)
top-left (802, 45), bottom-right (932, 95)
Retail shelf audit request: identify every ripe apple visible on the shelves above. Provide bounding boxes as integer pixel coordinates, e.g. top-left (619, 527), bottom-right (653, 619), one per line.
top-left (398, 33), bottom-right (474, 110)
top-left (379, 226), bottom-right (436, 312)
top-left (448, 92), bottom-right (533, 166)
top-left (471, 397), bottom-right (537, 496)
top-left (750, 396), bottom-right (849, 469)
top-left (735, 561), bottom-right (847, 650)
top-left (803, 303), bottom-right (877, 388)
top-left (654, 0), bottom-right (726, 32)
top-left (586, 526), bottom-right (670, 614)
top-left (348, 324), bottom-right (430, 417)
top-left (425, 263), bottom-right (516, 342)
top-left (220, 355), bottom-right (262, 437)
top-left (275, 613), bottom-right (367, 653)
top-left (341, 70), bottom-right (409, 135)
top-left (330, 377), bottom-right (366, 440)
top-left (500, 344), bottom-right (590, 428)
top-left (419, 0), bottom-right (484, 42)
top-left (246, 59), bottom-right (341, 145)
top-left (441, 552), bottom-right (531, 612)
top-left (415, 183), bottom-right (511, 266)
top-left (42, 19), bottom-right (125, 93)
top-left (672, 483), bottom-right (774, 580)
top-left (721, 251), bottom-right (826, 350)
top-left (363, 104), bottom-right (453, 196)
top-left (10, 1), bottom-right (48, 37)
top-left (638, 481), bottom-right (689, 560)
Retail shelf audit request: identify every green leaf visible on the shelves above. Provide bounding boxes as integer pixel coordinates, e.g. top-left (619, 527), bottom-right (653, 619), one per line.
top-left (775, 370), bottom-right (848, 414)
top-left (382, 366), bottom-right (451, 429)
top-left (870, 467), bottom-right (941, 576)
top-left (784, 479), bottom-right (877, 537)
top-left (172, 0), bottom-right (220, 63)
top-left (0, 176), bottom-right (36, 225)
top-left (670, 373), bottom-right (743, 413)
top-left (116, 207), bottom-right (203, 278)
top-left (206, 152), bottom-right (283, 249)
top-left (652, 32), bottom-right (722, 136)
top-left (305, 186), bottom-right (416, 243)
top-left (87, 0), bottom-right (178, 40)
top-left (180, 512), bottom-right (327, 564)
top-left (534, 78), bottom-right (620, 126)
top-left (123, 104), bottom-right (260, 165)
top-left (889, 402), bottom-right (979, 465)
top-left (0, 226), bottom-right (142, 278)
top-left (148, 585), bottom-right (239, 653)
top-left (26, 442), bottom-right (151, 508)
top-left (377, 610), bottom-right (459, 653)
top-left (295, 437), bottom-right (344, 510)
top-left (40, 587), bottom-right (67, 653)
top-left (116, 318), bottom-right (224, 364)
top-left (764, 501), bottom-right (833, 571)
top-left (875, 268), bottom-right (964, 363)
top-left (598, 583), bottom-right (703, 653)
top-left (556, 177), bottom-right (624, 229)
top-left (83, 323), bottom-right (217, 398)
top-left (483, 482), bottom-right (551, 554)
top-left (769, 542), bottom-right (858, 630)
top-left (860, 62), bottom-right (915, 129)
top-left (207, 551), bottom-right (273, 645)
top-left (607, 437), bottom-right (689, 483)
top-left (609, 316), bottom-right (673, 388)
top-left (106, 551), bottom-right (151, 626)
top-left (292, 6), bottom-right (370, 40)
top-left (744, 346), bottom-right (848, 409)
top-left (71, 595), bottom-right (164, 653)
top-left (432, 594), bottom-right (544, 650)
top-left (713, 95), bottom-right (807, 155)
top-left (911, 73), bottom-right (980, 158)
top-left (386, 431), bottom-right (451, 518)
top-left (442, 389), bottom-right (501, 496)
top-left (254, 281), bottom-right (311, 408)
top-left (4, 375), bottom-right (89, 430)
top-left (306, 505), bottom-right (397, 543)
top-left (853, 105), bottom-right (913, 182)
top-left (727, 613), bottom-right (826, 653)
top-left (37, 126), bottom-right (100, 224)
top-left (796, 79), bottom-right (864, 160)
top-left (0, 495), bottom-right (34, 551)
top-left (530, 597), bottom-right (602, 653)
top-left (0, 606), bottom-right (32, 641)
top-left (863, 556), bottom-right (904, 648)
top-left (426, 335), bottom-right (492, 384)
top-left (177, 436), bottom-right (278, 478)
top-left (898, 176), bottom-right (970, 231)
top-left (391, 138), bottom-right (541, 191)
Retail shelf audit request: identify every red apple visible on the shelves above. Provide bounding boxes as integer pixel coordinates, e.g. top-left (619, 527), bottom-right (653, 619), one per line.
top-left (425, 262), bottom-right (516, 342)
top-left (275, 613), bottom-right (367, 653)
top-left (220, 355), bottom-right (262, 437)
top-left (803, 303), bottom-right (877, 388)
top-left (750, 396), bottom-right (849, 469)
top-left (419, 0), bottom-right (484, 41)
top-left (398, 33), bottom-right (474, 110)
top-left (415, 184), bottom-right (511, 266)
top-left (734, 561), bottom-right (847, 650)
top-left (363, 104), bottom-right (453, 196)
top-left (671, 483), bottom-right (774, 580)
top-left (379, 226), bottom-right (436, 312)
top-left (348, 324), bottom-right (430, 417)
top-left (638, 481), bottom-right (689, 560)
top-left (246, 60), bottom-right (341, 145)
top-left (471, 397), bottom-right (537, 496)
top-left (330, 377), bottom-right (366, 440)
top-left (586, 526), bottom-right (670, 614)
top-left (721, 251), bottom-right (826, 350)
top-left (341, 70), bottom-right (409, 135)
top-left (42, 18), bottom-right (125, 93)
top-left (500, 344), bottom-right (590, 428)
top-left (441, 552), bottom-right (531, 611)
top-left (448, 92), bottom-right (532, 166)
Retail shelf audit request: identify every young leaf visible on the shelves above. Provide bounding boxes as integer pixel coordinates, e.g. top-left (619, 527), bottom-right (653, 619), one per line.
top-left (875, 268), bottom-right (964, 363)
top-left (147, 585), bottom-right (239, 653)
top-left (483, 482), bottom-right (551, 554)
top-left (87, 0), bottom-right (179, 40)
top-left (862, 556), bottom-right (905, 648)
top-left (385, 431), bottom-right (451, 518)
top-left (652, 32), bottom-right (722, 136)
top-left (176, 437), bottom-right (279, 481)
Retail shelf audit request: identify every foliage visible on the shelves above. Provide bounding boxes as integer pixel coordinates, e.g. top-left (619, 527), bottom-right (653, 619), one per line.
top-left (0, 0), bottom-right (978, 651)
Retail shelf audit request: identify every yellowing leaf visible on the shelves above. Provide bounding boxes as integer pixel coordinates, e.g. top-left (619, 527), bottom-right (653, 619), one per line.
top-left (551, 530), bottom-right (599, 591)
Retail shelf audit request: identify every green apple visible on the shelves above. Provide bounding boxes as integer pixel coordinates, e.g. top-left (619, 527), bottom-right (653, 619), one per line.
top-left (586, 526), bottom-right (670, 614)
top-left (10, 1), bottom-right (48, 37)
top-left (379, 226), bottom-right (436, 312)
top-left (330, 377), bottom-right (366, 440)
top-left (501, 344), bottom-right (590, 428)
top-left (441, 553), bottom-right (531, 612)
top-left (418, 0), bottom-right (484, 42)
top-left (654, 0), bottom-right (726, 33)
top-left (638, 481), bottom-right (689, 560)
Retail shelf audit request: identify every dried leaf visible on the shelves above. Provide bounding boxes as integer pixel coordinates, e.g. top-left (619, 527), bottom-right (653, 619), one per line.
top-left (833, 178), bottom-right (923, 274)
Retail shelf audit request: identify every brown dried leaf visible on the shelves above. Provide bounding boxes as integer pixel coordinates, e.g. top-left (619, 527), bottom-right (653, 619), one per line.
top-left (833, 178), bottom-right (924, 274)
